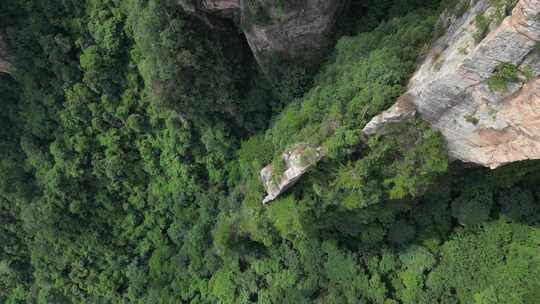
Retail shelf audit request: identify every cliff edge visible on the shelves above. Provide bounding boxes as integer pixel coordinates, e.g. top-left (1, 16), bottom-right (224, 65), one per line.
top-left (177, 0), bottom-right (347, 69)
top-left (364, 0), bottom-right (540, 168)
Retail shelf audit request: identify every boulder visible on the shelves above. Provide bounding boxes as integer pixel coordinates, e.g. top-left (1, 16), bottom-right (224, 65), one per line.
top-left (260, 144), bottom-right (324, 204)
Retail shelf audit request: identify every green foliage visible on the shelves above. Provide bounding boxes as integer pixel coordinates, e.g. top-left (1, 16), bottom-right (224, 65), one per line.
top-left (451, 190), bottom-right (494, 226)
top-left (388, 220), bottom-right (417, 245)
top-left (336, 0), bottom-right (441, 36)
top-left (265, 9), bottom-right (439, 158)
top-left (474, 13), bottom-right (492, 42)
top-left (489, 0), bottom-right (518, 23)
top-left (454, 0), bottom-right (471, 17)
top-left (487, 63), bottom-right (522, 92)
top-left (126, 0), bottom-right (274, 132)
top-left (2, 1), bottom-right (540, 303)
top-left (475, 0), bottom-right (518, 42)
top-left (332, 122), bottom-right (448, 210)
top-left (243, 1), bottom-right (272, 26)
top-left (425, 219), bottom-right (540, 303)
top-left (383, 123), bottom-right (449, 200)
top-left (323, 241), bottom-right (357, 283)
top-left (464, 114), bottom-right (480, 125)
top-left (210, 268), bottom-right (237, 302)
top-left (267, 196), bottom-right (305, 239)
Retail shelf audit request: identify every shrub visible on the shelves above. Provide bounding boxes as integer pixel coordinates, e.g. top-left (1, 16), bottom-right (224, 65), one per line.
top-left (474, 14), bottom-right (491, 42)
top-left (489, 0), bottom-right (518, 24)
top-left (464, 114), bottom-right (479, 125)
top-left (487, 63), bottom-right (521, 92)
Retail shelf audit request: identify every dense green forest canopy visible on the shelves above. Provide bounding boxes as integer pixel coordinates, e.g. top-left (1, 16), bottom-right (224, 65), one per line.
top-left (1, 0), bottom-right (539, 303)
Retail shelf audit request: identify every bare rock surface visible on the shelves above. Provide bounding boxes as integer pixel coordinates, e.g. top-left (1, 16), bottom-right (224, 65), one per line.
top-left (364, 0), bottom-right (540, 168)
top-left (178, 0), bottom-right (346, 68)
top-left (260, 144), bottom-right (324, 204)
top-left (241, 0), bottom-right (346, 67)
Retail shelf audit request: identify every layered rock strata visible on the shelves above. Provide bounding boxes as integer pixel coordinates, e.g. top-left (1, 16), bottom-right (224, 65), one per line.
top-left (364, 0), bottom-right (540, 168)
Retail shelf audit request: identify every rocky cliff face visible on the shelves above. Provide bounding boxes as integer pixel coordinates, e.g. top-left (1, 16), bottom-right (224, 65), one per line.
top-left (364, 0), bottom-right (540, 169)
top-left (260, 144), bottom-right (324, 204)
top-left (0, 33), bottom-right (12, 74)
top-left (178, 0), bottom-right (346, 68)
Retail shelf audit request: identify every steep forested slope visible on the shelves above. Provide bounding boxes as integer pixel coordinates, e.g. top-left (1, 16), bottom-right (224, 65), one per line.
top-left (1, 1), bottom-right (539, 303)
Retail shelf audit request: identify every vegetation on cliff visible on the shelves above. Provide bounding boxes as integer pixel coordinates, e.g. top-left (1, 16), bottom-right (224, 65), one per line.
top-left (1, 0), bottom-right (539, 303)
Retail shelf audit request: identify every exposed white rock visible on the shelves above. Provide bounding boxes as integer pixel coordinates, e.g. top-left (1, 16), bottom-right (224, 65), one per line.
top-left (364, 0), bottom-right (540, 168)
top-left (363, 94), bottom-right (418, 136)
top-left (260, 144), bottom-right (324, 204)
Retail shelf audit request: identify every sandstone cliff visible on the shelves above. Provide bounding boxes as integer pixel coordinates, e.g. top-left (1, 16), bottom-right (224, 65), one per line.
top-left (177, 0), bottom-right (346, 69)
top-left (364, 0), bottom-right (540, 168)
top-left (260, 144), bottom-right (324, 204)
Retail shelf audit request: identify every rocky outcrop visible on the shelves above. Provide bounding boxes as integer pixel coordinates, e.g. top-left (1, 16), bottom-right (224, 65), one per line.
top-left (364, 0), bottom-right (540, 169)
top-left (260, 144), bottom-right (324, 204)
top-left (177, 0), bottom-right (240, 26)
top-left (0, 33), bottom-right (13, 74)
top-left (241, 0), bottom-right (346, 68)
top-left (178, 0), bottom-right (346, 69)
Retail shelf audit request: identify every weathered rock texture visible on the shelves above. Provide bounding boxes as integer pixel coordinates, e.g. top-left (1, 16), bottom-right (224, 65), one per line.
top-left (364, 0), bottom-right (540, 169)
top-left (178, 0), bottom-right (346, 68)
top-left (0, 33), bottom-right (13, 74)
top-left (260, 144), bottom-right (324, 204)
